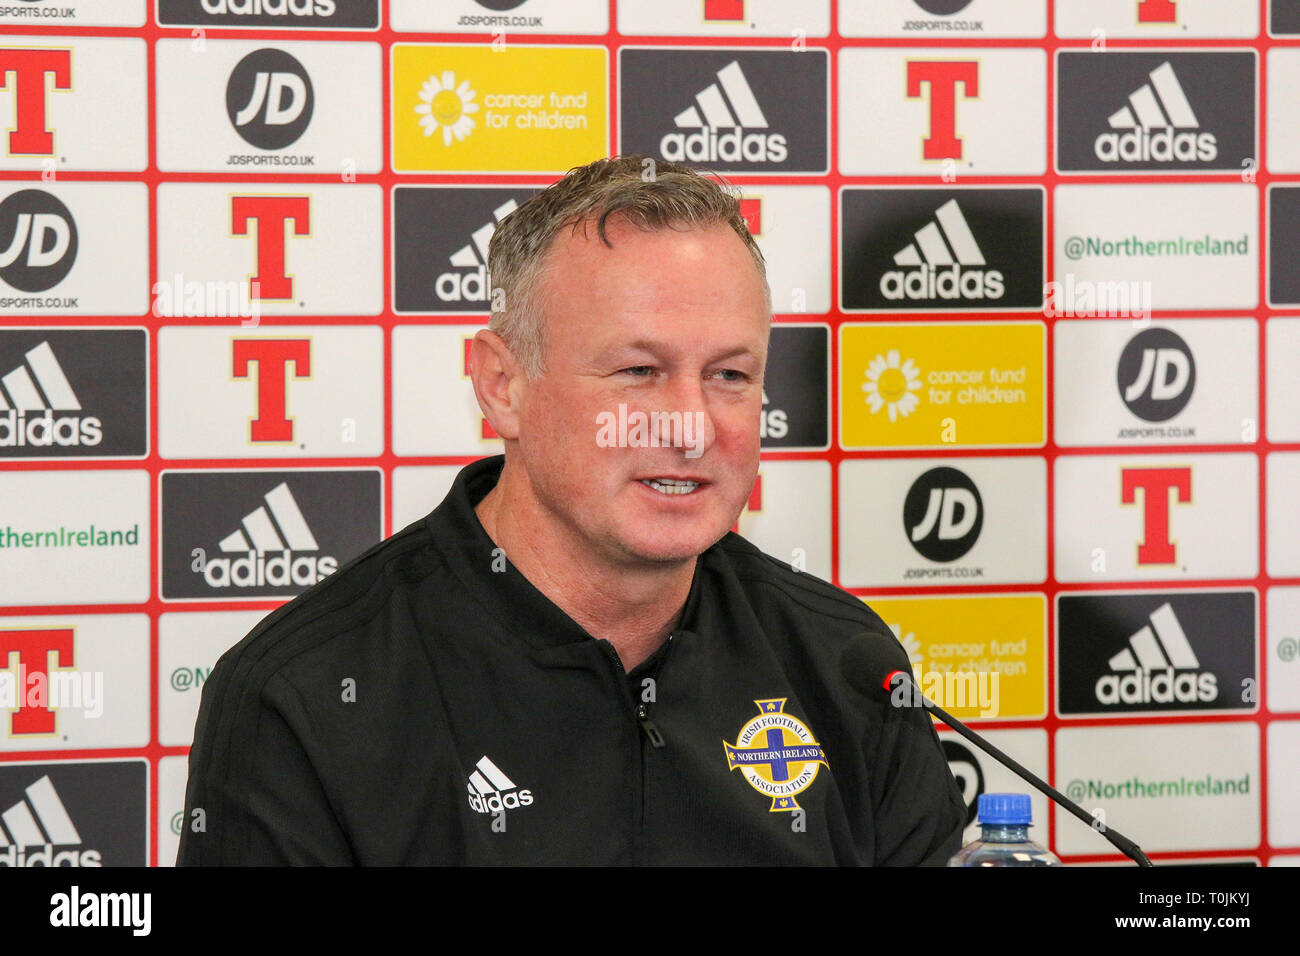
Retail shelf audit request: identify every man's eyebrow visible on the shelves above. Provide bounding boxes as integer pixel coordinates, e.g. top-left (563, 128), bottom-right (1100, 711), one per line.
top-left (595, 341), bottom-right (764, 363)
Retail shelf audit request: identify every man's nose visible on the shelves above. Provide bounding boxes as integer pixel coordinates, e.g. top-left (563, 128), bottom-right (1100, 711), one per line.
top-left (653, 375), bottom-right (716, 458)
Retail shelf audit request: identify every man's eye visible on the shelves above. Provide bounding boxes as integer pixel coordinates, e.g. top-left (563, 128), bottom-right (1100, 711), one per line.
top-left (712, 369), bottom-right (748, 382)
top-left (622, 366), bottom-right (654, 377)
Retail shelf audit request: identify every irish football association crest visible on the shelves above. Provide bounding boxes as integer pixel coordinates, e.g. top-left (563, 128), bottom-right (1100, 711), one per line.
top-left (723, 699), bottom-right (829, 812)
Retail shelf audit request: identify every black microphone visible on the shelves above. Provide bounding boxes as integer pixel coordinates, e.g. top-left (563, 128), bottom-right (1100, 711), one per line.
top-left (842, 632), bottom-right (1153, 867)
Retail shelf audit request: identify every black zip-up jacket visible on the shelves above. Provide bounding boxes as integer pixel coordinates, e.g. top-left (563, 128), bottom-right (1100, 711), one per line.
top-left (178, 456), bottom-right (966, 865)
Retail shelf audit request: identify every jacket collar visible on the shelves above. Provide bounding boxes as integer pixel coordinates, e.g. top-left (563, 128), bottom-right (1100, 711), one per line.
top-left (425, 455), bottom-right (709, 653)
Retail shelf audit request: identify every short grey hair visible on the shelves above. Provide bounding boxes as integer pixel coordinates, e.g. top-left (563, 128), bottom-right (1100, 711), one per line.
top-left (486, 154), bottom-right (770, 377)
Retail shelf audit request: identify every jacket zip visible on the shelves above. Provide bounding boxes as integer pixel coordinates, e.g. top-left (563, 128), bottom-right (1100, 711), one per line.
top-left (599, 636), bottom-right (673, 864)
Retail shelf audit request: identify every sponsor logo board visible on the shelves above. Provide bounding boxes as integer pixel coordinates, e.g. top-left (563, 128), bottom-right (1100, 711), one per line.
top-left (158, 327), bottom-right (383, 458)
top-left (156, 39), bottom-right (382, 173)
top-left (839, 456), bottom-right (1046, 588)
top-left (840, 322), bottom-right (1044, 449)
top-left (0, 469), bottom-right (149, 605)
top-left (394, 0), bottom-right (608, 33)
top-left (841, 187), bottom-right (1044, 311)
top-left (1057, 1), bottom-right (1259, 39)
top-left (157, 0), bottom-right (379, 29)
top-left (0, 759), bottom-right (147, 866)
top-left (160, 469), bottom-right (382, 600)
top-left (1056, 51), bottom-right (1256, 173)
top-left (1056, 183), bottom-right (1257, 310)
top-left (156, 183), bottom-right (383, 316)
top-left (734, 460), bottom-right (831, 580)
top-left (869, 594), bottom-right (1047, 720)
top-left (392, 44), bottom-right (607, 173)
top-left (0, 328), bottom-right (147, 459)
top-left (0, 183), bottom-right (148, 314)
top-left (1053, 319), bottom-right (1257, 447)
top-left (392, 325), bottom-right (501, 456)
top-left (1, 613), bottom-right (149, 750)
top-left (1054, 453), bottom-right (1258, 582)
top-left (619, 48), bottom-right (828, 174)
top-left (838, 0), bottom-right (1046, 38)
top-left (1057, 590), bottom-right (1257, 717)
top-left (1055, 722), bottom-right (1259, 854)
top-left (839, 50), bottom-right (1046, 175)
top-left (158, 610), bottom-right (267, 746)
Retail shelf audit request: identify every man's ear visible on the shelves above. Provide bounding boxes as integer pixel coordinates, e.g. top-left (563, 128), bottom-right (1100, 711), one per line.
top-left (468, 329), bottom-right (524, 441)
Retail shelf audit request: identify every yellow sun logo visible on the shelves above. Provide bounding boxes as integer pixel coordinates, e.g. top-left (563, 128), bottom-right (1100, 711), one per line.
top-left (415, 71), bottom-right (479, 146)
top-left (862, 350), bottom-right (921, 422)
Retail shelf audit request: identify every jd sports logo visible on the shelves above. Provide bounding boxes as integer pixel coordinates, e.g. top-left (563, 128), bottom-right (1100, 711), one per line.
top-left (0, 340), bottom-right (100, 449)
top-left (0, 48), bottom-right (70, 156)
top-left (880, 199), bottom-right (1003, 302)
top-left (1117, 328), bottom-right (1195, 422)
top-left (914, 0), bottom-right (975, 13)
top-left (157, 0), bottom-right (380, 28)
top-left (662, 61), bottom-right (787, 165)
top-left (0, 775), bottom-right (100, 867)
top-left (840, 188), bottom-right (1042, 311)
top-left (1057, 591), bottom-right (1254, 716)
top-left (393, 187), bottom-right (538, 313)
top-left (466, 755), bottom-right (534, 816)
top-left (1095, 603), bottom-right (1215, 706)
top-left (0, 761), bottom-right (146, 866)
top-left (620, 49), bottom-right (827, 174)
top-left (942, 739), bottom-right (984, 828)
top-left (202, 482), bottom-right (334, 589)
top-left (226, 48), bottom-right (314, 150)
top-left (0, 190), bottom-right (77, 292)
top-left (1095, 62), bottom-right (1215, 164)
top-left (162, 469), bottom-right (380, 599)
top-left (1057, 52), bottom-right (1254, 173)
top-left (903, 466), bottom-right (983, 562)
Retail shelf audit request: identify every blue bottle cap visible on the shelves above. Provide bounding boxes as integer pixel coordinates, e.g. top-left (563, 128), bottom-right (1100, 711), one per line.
top-left (977, 792), bottom-right (1033, 825)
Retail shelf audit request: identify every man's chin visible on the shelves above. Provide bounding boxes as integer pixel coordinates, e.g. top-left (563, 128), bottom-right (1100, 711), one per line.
top-left (611, 528), bottom-right (729, 567)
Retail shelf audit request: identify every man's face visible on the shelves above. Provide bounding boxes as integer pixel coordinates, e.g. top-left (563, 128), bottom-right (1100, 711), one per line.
top-left (511, 218), bottom-right (770, 569)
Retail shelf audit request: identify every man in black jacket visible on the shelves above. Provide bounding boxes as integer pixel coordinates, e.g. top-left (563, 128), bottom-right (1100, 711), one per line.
top-left (178, 155), bottom-right (966, 865)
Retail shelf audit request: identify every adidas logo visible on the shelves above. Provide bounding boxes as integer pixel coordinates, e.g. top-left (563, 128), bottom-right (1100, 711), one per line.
top-left (465, 755), bottom-right (534, 815)
top-left (1094, 62), bottom-right (1216, 163)
top-left (879, 199), bottom-right (1004, 301)
top-left (200, 481), bottom-right (338, 588)
top-left (0, 341), bottom-right (101, 448)
top-left (435, 199), bottom-right (516, 303)
top-left (0, 775), bottom-right (101, 867)
top-left (1094, 602), bottom-right (1218, 705)
top-left (660, 61), bottom-right (788, 164)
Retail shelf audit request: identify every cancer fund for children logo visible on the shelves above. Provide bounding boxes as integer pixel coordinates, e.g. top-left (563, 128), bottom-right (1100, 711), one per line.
top-left (392, 45), bottom-right (607, 172)
top-left (839, 323), bottom-right (1044, 449)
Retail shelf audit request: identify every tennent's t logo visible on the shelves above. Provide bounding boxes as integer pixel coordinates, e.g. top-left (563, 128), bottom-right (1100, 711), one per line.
top-left (1121, 466), bottom-right (1191, 565)
top-left (906, 60), bottom-right (978, 161)
top-left (0, 49), bottom-right (72, 156)
top-left (232, 338), bottom-right (311, 444)
top-left (231, 196), bottom-right (310, 301)
top-left (0, 627), bottom-right (73, 735)
top-left (1138, 0), bottom-right (1177, 24)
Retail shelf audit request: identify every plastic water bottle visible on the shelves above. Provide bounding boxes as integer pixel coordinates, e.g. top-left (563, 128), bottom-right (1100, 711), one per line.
top-left (948, 793), bottom-right (1063, 867)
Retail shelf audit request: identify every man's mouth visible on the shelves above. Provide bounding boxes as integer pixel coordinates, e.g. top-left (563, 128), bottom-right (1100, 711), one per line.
top-left (639, 478), bottom-right (701, 496)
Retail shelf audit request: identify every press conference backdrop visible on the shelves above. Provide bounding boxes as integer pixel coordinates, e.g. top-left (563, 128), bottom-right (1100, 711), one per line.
top-left (0, 0), bottom-right (1296, 868)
